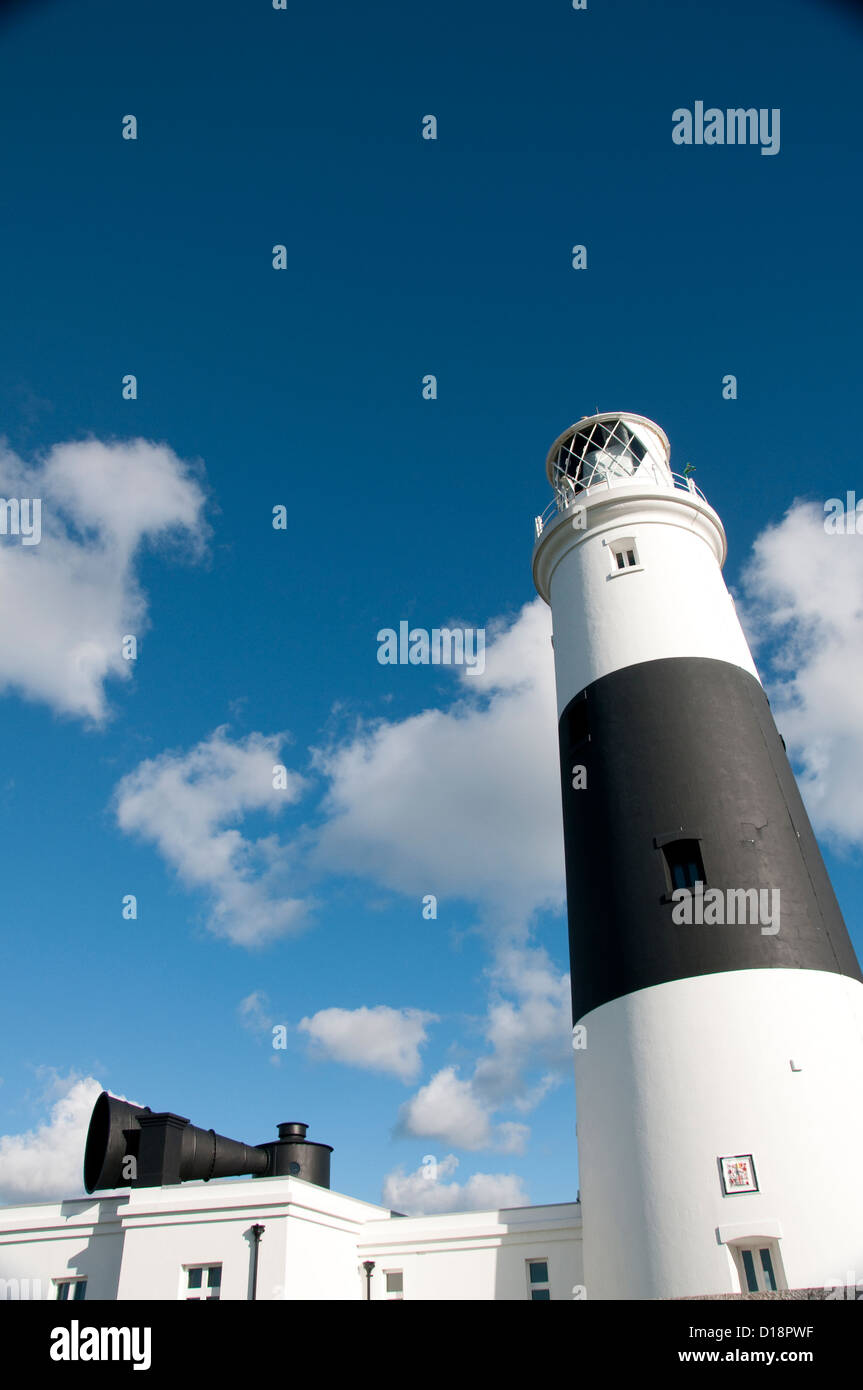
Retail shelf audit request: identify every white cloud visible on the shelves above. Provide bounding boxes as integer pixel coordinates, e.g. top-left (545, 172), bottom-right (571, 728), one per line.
top-left (0, 437), bottom-right (206, 721)
top-left (395, 1065), bottom-right (530, 1152)
top-left (238, 991), bottom-right (274, 1034)
top-left (395, 945), bottom-right (570, 1152)
top-left (397, 1067), bottom-right (492, 1149)
top-left (312, 599), bottom-right (564, 931)
top-left (382, 1154), bottom-right (529, 1215)
top-left (109, 604), bottom-right (572, 1156)
top-left (493, 1120), bottom-right (531, 1155)
top-left (298, 1005), bottom-right (437, 1083)
top-left (112, 602), bottom-right (564, 961)
top-left (472, 945), bottom-right (572, 1112)
top-left (115, 727), bottom-right (310, 946)
top-left (739, 499), bottom-right (863, 845)
top-left (0, 1074), bottom-right (103, 1203)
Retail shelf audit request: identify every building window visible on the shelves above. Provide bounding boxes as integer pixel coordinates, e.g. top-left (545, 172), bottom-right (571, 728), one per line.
top-left (609, 538), bottom-right (640, 573)
top-left (55, 1278), bottom-right (87, 1301)
top-left (731, 1242), bottom-right (783, 1294)
top-left (662, 838), bottom-right (706, 892)
top-left (385, 1271), bottom-right (404, 1300)
top-left (561, 694), bottom-right (590, 752)
top-left (184, 1265), bottom-right (222, 1300)
top-left (550, 417), bottom-right (647, 494)
top-left (527, 1260), bottom-right (551, 1300)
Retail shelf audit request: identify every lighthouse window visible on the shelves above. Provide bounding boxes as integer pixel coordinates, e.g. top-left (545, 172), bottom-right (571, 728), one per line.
top-left (609, 538), bottom-right (640, 573)
top-left (562, 695), bottom-right (590, 751)
top-left (662, 839), bottom-right (705, 892)
top-left (552, 418), bottom-right (647, 493)
top-left (732, 1244), bottom-right (781, 1294)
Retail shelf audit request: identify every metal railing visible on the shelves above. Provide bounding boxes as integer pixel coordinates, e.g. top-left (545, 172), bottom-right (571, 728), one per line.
top-left (533, 472), bottom-right (708, 540)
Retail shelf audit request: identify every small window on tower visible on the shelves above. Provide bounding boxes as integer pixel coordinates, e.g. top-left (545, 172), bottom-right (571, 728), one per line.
top-left (562, 695), bottom-right (590, 751)
top-left (730, 1242), bottom-right (784, 1294)
top-left (662, 839), bottom-right (706, 892)
top-left (608, 538), bottom-right (640, 574)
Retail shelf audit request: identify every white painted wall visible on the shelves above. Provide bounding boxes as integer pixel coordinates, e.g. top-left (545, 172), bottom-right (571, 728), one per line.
top-left (0, 1195), bottom-right (127, 1301)
top-left (575, 968), bottom-right (863, 1299)
top-left (533, 484), bottom-right (759, 713)
top-left (355, 1206), bottom-right (586, 1301)
top-left (0, 1180), bottom-right (583, 1302)
top-left (360, 1203), bottom-right (583, 1301)
top-left (0, 1177), bottom-right (388, 1302)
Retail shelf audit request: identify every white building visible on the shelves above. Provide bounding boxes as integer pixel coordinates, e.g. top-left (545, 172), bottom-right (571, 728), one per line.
top-left (0, 1177), bottom-right (583, 1301)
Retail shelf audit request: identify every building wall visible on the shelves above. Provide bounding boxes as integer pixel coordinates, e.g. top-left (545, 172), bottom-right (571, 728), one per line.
top-left (534, 487), bottom-right (758, 714)
top-left (0, 1177), bottom-right (388, 1301)
top-left (0, 1196), bottom-right (127, 1301)
top-left (575, 969), bottom-right (863, 1299)
top-left (0, 1180), bottom-right (583, 1302)
top-left (360, 1203), bottom-right (583, 1301)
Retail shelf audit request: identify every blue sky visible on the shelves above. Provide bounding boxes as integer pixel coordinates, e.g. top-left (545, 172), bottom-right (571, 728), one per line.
top-left (0, 0), bottom-right (862, 1213)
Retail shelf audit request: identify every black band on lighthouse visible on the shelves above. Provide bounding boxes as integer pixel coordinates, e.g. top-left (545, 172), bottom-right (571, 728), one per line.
top-left (559, 655), bottom-right (863, 1022)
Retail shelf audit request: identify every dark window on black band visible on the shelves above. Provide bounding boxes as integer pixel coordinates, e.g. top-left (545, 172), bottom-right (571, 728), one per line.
top-left (662, 838), bottom-right (706, 891)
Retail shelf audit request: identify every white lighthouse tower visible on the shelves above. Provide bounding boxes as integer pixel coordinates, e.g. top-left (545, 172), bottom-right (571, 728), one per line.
top-left (532, 411), bottom-right (863, 1300)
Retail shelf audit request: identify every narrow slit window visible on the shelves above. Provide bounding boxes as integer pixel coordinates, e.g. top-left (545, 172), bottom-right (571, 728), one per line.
top-left (562, 695), bottom-right (589, 751)
top-left (741, 1249), bottom-right (758, 1292)
top-left (662, 839), bottom-right (705, 892)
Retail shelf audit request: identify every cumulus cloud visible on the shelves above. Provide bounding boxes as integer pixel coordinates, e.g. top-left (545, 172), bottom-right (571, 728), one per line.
top-left (112, 602), bottom-right (563, 957)
top-left (238, 990), bottom-right (275, 1034)
top-left (115, 727), bottom-right (310, 946)
top-left (0, 1074), bottom-right (104, 1203)
top-left (109, 604), bottom-right (571, 1148)
top-left (472, 945), bottom-right (572, 1112)
top-left (397, 1067), bottom-right (492, 1148)
top-left (395, 944), bottom-right (570, 1151)
top-left (312, 599), bottom-right (564, 932)
top-left (298, 1005), bottom-right (437, 1083)
top-left (395, 1066), bottom-right (530, 1152)
top-left (739, 499), bottom-right (863, 845)
top-left (382, 1154), bottom-right (529, 1215)
top-left (0, 436), bottom-right (206, 721)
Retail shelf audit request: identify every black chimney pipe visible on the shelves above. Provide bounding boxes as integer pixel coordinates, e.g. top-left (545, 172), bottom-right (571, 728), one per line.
top-left (255, 1120), bottom-right (332, 1187)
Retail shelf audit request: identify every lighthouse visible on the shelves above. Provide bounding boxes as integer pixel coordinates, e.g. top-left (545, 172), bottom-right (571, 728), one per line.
top-left (532, 411), bottom-right (863, 1300)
